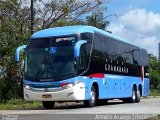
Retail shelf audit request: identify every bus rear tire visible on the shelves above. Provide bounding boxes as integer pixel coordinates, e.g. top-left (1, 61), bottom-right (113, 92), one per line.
top-left (84, 86), bottom-right (96, 107)
top-left (136, 90), bottom-right (141, 103)
top-left (42, 101), bottom-right (55, 109)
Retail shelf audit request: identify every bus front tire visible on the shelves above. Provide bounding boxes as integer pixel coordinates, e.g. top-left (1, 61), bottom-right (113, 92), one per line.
top-left (42, 101), bottom-right (55, 109)
top-left (130, 87), bottom-right (136, 103)
top-left (84, 86), bottom-right (96, 107)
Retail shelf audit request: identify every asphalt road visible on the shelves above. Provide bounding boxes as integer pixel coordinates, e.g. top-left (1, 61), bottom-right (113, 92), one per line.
top-left (0, 98), bottom-right (160, 120)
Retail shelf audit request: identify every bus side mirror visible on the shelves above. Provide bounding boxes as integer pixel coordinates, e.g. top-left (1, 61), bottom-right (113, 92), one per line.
top-left (74, 40), bottom-right (87, 57)
top-left (15, 45), bottom-right (27, 62)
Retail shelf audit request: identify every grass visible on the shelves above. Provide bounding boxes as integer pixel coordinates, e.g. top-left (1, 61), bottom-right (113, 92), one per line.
top-left (149, 89), bottom-right (160, 97)
top-left (0, 99), bottom-right (42, 110)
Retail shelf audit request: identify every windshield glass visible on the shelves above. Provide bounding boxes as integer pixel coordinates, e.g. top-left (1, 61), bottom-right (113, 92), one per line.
top-left (25, 36), bottom-right (77, 81)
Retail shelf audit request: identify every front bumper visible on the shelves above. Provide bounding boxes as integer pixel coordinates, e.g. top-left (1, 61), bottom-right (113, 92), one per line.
top-left (24, 82), bottom-right (85, 101)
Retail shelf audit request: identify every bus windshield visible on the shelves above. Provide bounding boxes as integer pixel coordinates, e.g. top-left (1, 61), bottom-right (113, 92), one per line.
top-left (25, 36), bottom-right (77, 81)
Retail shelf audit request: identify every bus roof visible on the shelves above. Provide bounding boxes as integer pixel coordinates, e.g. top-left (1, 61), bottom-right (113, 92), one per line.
top-left (31, 25), bottom-right (132, 45)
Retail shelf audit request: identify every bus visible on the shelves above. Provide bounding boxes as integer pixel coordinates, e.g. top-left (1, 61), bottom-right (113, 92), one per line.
top-left (15, 25), bottom-right (149, 109)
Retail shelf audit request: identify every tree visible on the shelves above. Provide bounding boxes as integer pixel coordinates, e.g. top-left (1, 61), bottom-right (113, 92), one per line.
top-left (35, 0), bottom-right (109, 29)
top-left (148, 54), bottom-right (160, 90)
top-left (86, 12), bottom-right (109, 30)
top-left (0, 27), bottom-right (28, 102)
top-left (0, 0), bottom-right (30, 35)
top-left (0, 0), bottom-right (111, 33)
top-left (0, 1), bottom-right (29, 102)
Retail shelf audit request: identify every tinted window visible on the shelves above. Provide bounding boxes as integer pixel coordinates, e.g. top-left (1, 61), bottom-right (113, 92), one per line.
top-left (134, 49), bottom-right (148, 66)
top-left (93, 33), bottom-right (104, 53)
top-left (104, 37), bottom-right (124, 62)
top-left (28, 38), bottom-right (50, 49)
top-left (80, 32), bottom-right (93, 41)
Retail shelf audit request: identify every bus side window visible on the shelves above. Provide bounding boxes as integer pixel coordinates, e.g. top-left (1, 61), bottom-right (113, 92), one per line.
top-left (137, 49), bottom-right (148, 66)
top-left (80, 32), bottom-right (93, 42)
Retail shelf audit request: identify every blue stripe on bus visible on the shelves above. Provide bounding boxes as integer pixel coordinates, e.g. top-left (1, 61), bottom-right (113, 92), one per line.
top-left (24, 74), bottom-right (149, 100)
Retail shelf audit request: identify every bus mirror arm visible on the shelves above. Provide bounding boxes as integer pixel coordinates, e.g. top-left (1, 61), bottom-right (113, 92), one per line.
top-left (74, 40), bottom-right (87, 57)
top-left (15, 45), bottom-right (27, 62)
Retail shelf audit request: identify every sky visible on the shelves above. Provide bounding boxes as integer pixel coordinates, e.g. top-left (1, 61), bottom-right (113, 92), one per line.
top-left (107, 0), bottom-right (160, 58)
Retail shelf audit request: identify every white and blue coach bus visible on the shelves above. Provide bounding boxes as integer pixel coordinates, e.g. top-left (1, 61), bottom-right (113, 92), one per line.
top-left (15, 26), bottom-right (149, 109)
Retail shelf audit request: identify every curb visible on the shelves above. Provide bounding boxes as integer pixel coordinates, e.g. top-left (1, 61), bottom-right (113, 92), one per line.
top-left (144, 96), bottom-right (160, 98)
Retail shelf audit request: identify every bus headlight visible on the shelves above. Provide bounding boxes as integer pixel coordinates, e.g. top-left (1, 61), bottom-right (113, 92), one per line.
top-left (24, 85), bottom-right (30, 90)
top-left (60, 81), bottom-right (83, 88)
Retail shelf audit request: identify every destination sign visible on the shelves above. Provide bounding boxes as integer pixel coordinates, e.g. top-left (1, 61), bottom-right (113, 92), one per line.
top-left (51, 36), bottom-right (76, 46)
top-left (56, 37), bottom-right (74, 42)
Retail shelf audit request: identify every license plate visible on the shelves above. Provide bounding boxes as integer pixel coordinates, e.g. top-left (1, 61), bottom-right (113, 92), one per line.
top-left (42, 94), bottom-right (52, 98)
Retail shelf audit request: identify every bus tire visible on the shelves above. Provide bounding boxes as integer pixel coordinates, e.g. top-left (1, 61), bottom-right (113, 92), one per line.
top-left (136, 90), bottom-right (141, 103)
top-left (84, 86), bottom-right (96, 107)
top-left (129, 87), bottom-right (136, 103)
top-left (42, 101), bottom-right (55, 109)
top-left (123, 87), bottom-right (136, 103)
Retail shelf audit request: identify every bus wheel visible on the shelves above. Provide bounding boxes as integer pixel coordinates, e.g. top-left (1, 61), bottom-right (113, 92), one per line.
top-left (84, 86), bottom-right (96, 107)
top-left (42, 101), bottom-right (55, 109)
top-left (136, 90), bottom-right (141, 103)
top-left (130, 87), bottom-right (136, 103)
